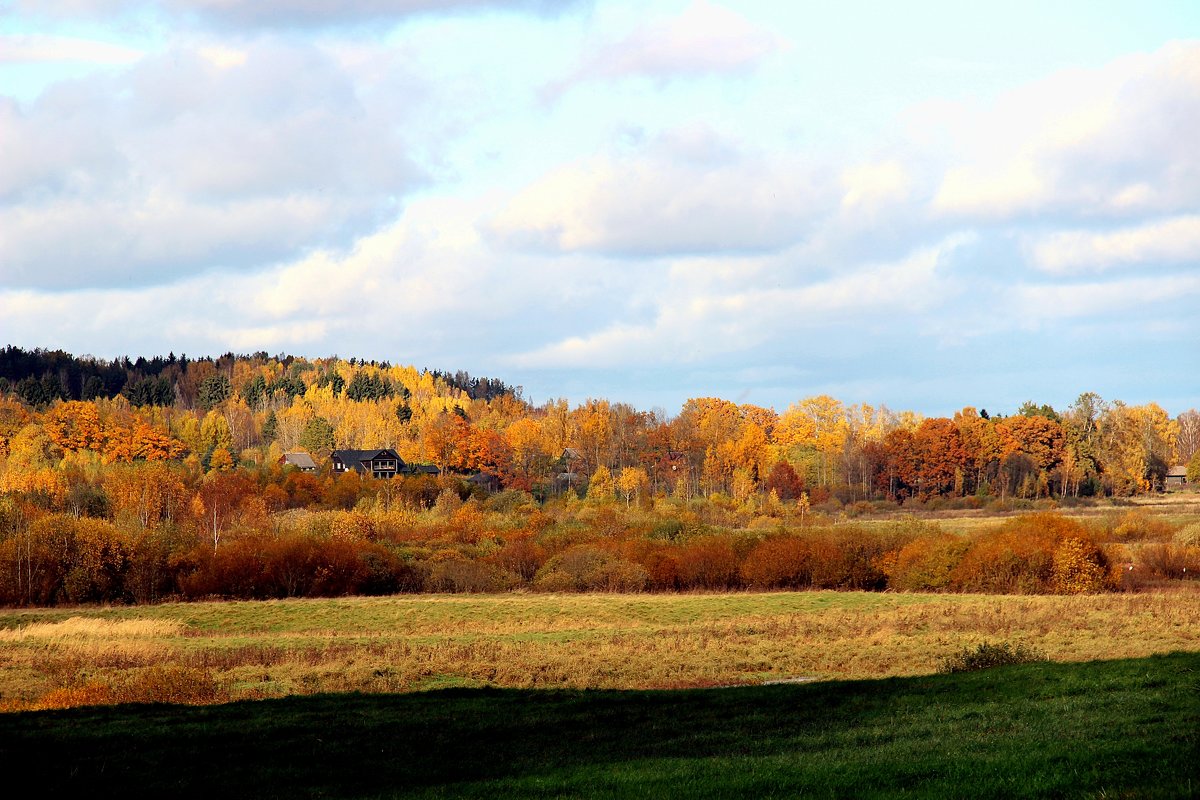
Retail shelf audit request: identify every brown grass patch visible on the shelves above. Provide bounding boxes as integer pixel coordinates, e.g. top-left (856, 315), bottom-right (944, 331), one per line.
top-left (2, 591), bottom-right (1198, 711)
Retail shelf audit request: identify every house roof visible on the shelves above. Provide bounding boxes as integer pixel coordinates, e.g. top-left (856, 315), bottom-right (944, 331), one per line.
top-left (281, 451), bottom-right (318, 470)
top-left (1167, 466), bottom-right (1189, 478)
top-left (332, 449), bottom-right (404, 474)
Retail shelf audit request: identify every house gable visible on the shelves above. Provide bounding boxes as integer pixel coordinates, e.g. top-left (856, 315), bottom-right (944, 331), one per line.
top-left (332, 448), bottom-right (405, 479)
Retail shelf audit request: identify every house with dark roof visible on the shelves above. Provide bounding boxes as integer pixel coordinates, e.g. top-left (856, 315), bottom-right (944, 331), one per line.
top-left (279, 451), bottom-right (318, 473)
top-left (332, 449), bottom-right (405, 479)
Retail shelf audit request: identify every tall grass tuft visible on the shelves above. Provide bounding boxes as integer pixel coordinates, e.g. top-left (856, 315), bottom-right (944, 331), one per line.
top-left (936, 641), bottom-right (1047, 673)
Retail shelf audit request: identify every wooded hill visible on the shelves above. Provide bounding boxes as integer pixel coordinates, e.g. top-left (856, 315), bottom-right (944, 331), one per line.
top-left (0, 346), bottom-right (1197, 606)
top-left (1, 346), bottom-right (1195, 501)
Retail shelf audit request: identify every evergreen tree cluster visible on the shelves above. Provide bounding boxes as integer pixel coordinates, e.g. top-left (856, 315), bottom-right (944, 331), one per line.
top-left (429, 369), bottom-right (519, 402)
top-left (0, 346), bottom-right (523, 411)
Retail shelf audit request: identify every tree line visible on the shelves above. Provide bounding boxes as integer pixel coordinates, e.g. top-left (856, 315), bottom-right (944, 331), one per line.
top-left (0, 348), bottom-right (1197, 606)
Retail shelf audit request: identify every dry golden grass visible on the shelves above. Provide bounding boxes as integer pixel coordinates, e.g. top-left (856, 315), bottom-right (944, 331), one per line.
top-left (2, 590), bottom-right (1198, 711)
top-left (0, 617), bottom-right (185, 641)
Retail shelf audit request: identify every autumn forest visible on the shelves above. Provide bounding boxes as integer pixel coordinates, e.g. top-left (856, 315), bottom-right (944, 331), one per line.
top-left (1, 345), bottom-right (1197, 607)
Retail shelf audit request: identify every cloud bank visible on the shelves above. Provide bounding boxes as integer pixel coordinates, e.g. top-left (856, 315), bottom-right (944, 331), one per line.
top-left (1, 4), bottom-right (1197, 414)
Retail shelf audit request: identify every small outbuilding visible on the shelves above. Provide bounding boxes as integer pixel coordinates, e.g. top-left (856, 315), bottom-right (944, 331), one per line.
top-left (280, 451), bottom-right (318, 473)
top-left (1166, 466), bottom-right (1189, 487)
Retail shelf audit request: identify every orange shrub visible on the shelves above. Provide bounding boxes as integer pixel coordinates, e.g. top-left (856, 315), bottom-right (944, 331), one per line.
top-left (489, 534), bottom-right (546, 583)
top-left (0, 513), bottom-right (131, 605)
top-left (822, 528), bottom-right (891, 590)
top-left (33, 681), bottom-right (116, 710)
top-left (951, 513), bottom-right (1104, 594)
top-left (675, 535), bottom-right (740, 589)
top-left (283, 471), bottom-right (323, 507)
top-left (741, 536), bottom-right (817, 589)
top-left (620, 540), bottom-right (681, 591)
top-left (884, 534), bottom-right (970, 592)
top-left (117, 665), bottom-right (224, 705)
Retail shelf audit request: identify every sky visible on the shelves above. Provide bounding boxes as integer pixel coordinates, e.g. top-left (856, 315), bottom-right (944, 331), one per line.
top-left (1, 0), bottom-right (1198, 417)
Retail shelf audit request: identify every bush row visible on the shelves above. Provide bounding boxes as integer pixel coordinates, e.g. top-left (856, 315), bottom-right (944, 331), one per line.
top-left (1, 510), bottom-right (1196, 605)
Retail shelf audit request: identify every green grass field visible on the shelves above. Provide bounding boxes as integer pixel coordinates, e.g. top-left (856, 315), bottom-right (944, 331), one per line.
top-left (2, 651), bottom-right (1196, 798)
top-left (2, 591), bottom-right (1198, 797)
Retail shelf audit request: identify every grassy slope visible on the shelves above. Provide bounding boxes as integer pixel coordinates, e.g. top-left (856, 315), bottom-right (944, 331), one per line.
top-left (2, 652), bottom-right (1197, 799)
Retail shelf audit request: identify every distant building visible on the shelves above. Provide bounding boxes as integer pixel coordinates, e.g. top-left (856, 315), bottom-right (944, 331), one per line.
top-left (332, 449), bottom-right (405, 479)
top-left (1166, 466), bottom-right (1189, 487)
top-left (330, 449), bottom-right (441, 479)
top-left (279, 451), bottom-right (318, 473)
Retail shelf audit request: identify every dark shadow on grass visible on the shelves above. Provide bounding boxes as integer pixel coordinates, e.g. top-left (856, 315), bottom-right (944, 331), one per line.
top-left (1, 652), bottom-right (1197, 799)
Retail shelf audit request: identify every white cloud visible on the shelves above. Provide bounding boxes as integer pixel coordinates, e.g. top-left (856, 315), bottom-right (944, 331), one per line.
top-left (0, 34), bottom-right (144, 64)
top-left (1028, 215), bottom-right (1200, 274)
top-left (929, 41), bottom-right (1200, 219)
top-left (1, 194), bottom-right (339, 287)
top-left (1010, 274), bottom-right (1200, 325)
top-left (8, 0), bottom-right (579, 29)
top-left (0, 38), bottom-right (422, 288)
top-left (932, 158), bottom-right (1046, 218)
top-left (509, 237), bottom-right (962, 369)
top-left (546, 1), bottom-right (786, 97)
top-left (486, 126), bottom-right (831, 257)
top-left (0, 189), bottom-right (634, 366)
top-left (840, 160), bottom-right (911, 216)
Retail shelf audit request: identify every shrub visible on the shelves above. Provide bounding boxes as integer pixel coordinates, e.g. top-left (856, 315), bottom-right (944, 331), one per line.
top-left (489, 535), bottom-right (546, 583)
top-left (675, 535), bottom-right (740, 589)
top-left (1051, 537), bottom-right (1109, 593)
top-left (533, 545), bottom-right (648, 592)
top-left (483, 490), bottom-right (536, 514)
top-left (621, 540), bottom-right (681, 590)
top-left (1172, 522), bottom-right (1200, 547)
top-left (951, 513), bottom-right (1095, 594)
top-left (741, 536), bottom-right (816, 588)
top-left (1109, 510), bottom-right (1175, 542)
top-left (649, 519), bottom-right (685, 541)
top-left (816, 527), bottom-right (891, 590)
top-left (32, 681), bottom-right (117, 710)
top-left (1138, 543), bottom-right (1200, 580)
top-left (117, 665), bottom-right (224, 705)
top-left (426, 553), bottom-right (516, 592)
top-left (937, 641), bottom-right (1047, 673)
top-left (884, 534), bottom-right (970, 592)
top-left (945, 496), bottom-right (983, 511)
